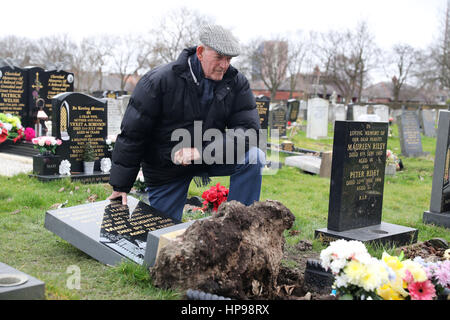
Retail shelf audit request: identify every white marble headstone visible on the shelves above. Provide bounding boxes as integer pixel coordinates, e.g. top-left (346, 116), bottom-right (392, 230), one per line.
top-left (306, 98), bottom-right (329, 139)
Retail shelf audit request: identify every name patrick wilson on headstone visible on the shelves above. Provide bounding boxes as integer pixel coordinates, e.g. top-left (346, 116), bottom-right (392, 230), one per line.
top-left (315, 121), bottom-right (418, 246)
top-left (0, 65), bottom-right (28, 121)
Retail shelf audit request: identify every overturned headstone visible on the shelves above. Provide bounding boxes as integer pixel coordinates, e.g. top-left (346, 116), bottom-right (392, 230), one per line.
top-left (150, 200), bottom-right (295, 299)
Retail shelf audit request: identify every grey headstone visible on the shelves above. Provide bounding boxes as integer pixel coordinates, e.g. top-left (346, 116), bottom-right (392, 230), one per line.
top-left (0, 262), bottom-right (45, 300)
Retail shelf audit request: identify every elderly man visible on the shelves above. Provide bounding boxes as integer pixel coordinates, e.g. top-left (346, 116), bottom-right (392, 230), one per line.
top-left (108, 25), bottom-right (265, 221)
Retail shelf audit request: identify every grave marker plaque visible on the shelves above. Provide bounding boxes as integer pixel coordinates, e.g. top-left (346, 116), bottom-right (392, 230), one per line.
top-left (306, 98), bottom-right (328, 139)
top-left (270, 104), bottom-right (287, 138)
top-left (44, 196), bottom-right (197, 266)
top-left (45, 70), bottom-right (74, 118)
top-left (286, 99), bottom-right (300, 122)
top-left (420, 108), bottom-right (437, 138)
top-left (397, 109), bottom-right (427, 157)
top-left (52, 92), bottom-right (108, 172)
top-left (255, 95), bottom-right (270, 130)
top-left (423, 110), bottom-right (450, 228)
top-left (0, 66), bottom-right (28, 121)
top-left (315, 121), bottom-right (418, 245)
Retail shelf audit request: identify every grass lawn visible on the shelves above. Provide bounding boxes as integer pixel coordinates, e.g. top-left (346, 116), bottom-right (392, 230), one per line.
top-left (0, 123), bottom-right (448, 299)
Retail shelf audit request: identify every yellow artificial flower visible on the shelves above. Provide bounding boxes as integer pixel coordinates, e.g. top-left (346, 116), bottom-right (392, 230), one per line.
top-left (382, 252), bottom-right (403, 272)
top-left (377, 284), bottom-right (405, 300)
top-left (402, 260), bottom-right (427, 283)
top-left (344, 260), bottom-right (366, 284)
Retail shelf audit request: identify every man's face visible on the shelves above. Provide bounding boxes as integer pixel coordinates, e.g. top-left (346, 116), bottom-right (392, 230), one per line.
top-left (197, 46), bottom-right (232, 81)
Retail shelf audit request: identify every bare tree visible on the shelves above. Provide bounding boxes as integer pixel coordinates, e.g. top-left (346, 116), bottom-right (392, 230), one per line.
top-left (287, 32), bottom-right (309, 98)
top-left (246, 36), bottom-right (289, 101)
top-left (316, 22), bottom-right (379, 103)
top-left (33, 34), bottom-right (78, 69)
top-left (385, 44), bottom-right (419, 102)
top-left (0, 35), bottom-right (37, 66)
top-left (110, 33), bottom-right (154, 91)
top-left (152, 7), bottom-right (214, 65)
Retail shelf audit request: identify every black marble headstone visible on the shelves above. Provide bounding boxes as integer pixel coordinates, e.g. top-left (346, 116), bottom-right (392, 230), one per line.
top-left (327, 121), bottom-right (388, 231)
top-left (423, 110), bottom-right (450, 228)
top-left (286, 99), bottom-right (300, 122)
top-left (270, 104), bottom-right (287, 138)
top-left (25, 66), bottom-right (49, 122)
top-left (397, 109), bottom-right (427, 157)
top-left (255, 95), bottom-right (270, 130)
top-left (315, 121), bottom-right (418, 246)
top-left (45, 69), bottom-right (74, 119)
top-left (0, 66), bottom-right (29, 122)
top-left (51, 92), bottom-right (108, 172)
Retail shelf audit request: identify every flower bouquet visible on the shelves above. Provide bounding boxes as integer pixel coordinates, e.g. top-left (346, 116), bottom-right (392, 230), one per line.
top-left (201, 183), bottom-right (229, 213)
top-left (31, 136), bottom-right (62, 155)
top-left (320, 239), bottom-right (389, 300)
top-left (0, 113), bottom-right (25, 143)
top-left (386, 149), bottom-right (402, 171)
top-left (105, 135), bottom-right (117, 152)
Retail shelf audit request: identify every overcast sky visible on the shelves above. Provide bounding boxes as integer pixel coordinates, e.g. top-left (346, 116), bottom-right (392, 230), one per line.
top-left (0, 0), bottom-right (447, 50)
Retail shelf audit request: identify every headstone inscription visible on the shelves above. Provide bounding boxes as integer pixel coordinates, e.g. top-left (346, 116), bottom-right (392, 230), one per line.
top-left (420, 108), bottom-right (437, 138)
top-left (44, 196), bottom-right (197, 266)
top-left (0, 65), bottom-right (28, 123)
top-left (423, 110), bottom-right (450, 228)
top-left (45, 69), bottom-right (74, 118)
top-left (255, 95), bottom-right (270, 130)
top-left (315, 121), bottom-right (418, 246)
top-left (306, 98), bottom-right (328, 139)
top-left (397, 108), bottom-right (428, 157)
top-left (270, 104), bottom-right (287, 138)
top-left (52, 92), bottom-right (108, 173)
top-left (286, 99), bottom-right (300, 122)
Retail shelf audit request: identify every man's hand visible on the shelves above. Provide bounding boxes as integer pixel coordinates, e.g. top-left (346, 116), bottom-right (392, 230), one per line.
top-left (107, 191), bottom-right (128, 205)
top-left (173, 147), bottom-right (201, 166)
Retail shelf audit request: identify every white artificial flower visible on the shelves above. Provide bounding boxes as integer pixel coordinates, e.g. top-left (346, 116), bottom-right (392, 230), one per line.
top-left (59, 160), bottom-right (71, 175)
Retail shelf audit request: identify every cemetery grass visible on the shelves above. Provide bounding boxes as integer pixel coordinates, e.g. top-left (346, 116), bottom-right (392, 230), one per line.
top-left (0, 124), bottom-right (448, 299)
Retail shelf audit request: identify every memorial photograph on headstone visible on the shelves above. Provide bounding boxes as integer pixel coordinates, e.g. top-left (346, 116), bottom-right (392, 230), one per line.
top-left (51, 92), bottom-right (108, 173)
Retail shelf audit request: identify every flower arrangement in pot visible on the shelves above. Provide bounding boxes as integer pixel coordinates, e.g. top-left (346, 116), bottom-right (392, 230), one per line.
top-left (31, 136), bottom-right (63, 175)
top-left (0, 113), bottom-right (25, 144)
top-left (82, 141), bottom-right (96, 174)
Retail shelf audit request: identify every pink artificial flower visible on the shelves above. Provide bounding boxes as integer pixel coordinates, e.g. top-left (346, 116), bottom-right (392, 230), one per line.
top-left (45, 139), bottom-right (51, 146)
top-left (434, 261), bottom-right (450, 288)
top-left (56, 139), bottom-right (62, 146)
top-left (408, 280), bottom-right (436, 300)
top-left (24, 127), bottom-right (35, 141)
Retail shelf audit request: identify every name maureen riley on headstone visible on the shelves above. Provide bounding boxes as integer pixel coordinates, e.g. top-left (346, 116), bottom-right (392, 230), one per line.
top-left (44, 197), bottom-right (198, 266)
top-left (423, 110), bottom-right (450, 228)
top-left (397, 109), bottom-right (428, 157)
top-left (306, 97), bottom-right (328, 140)
top-left (315, 121), bottom-right (418, 246)
top-left (51, 92), bottom-right (108, 173)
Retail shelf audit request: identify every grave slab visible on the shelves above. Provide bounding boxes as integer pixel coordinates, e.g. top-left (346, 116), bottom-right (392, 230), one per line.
top-left (285, 155), bottom-right (321, 175)
top-left (315, 222), bottom-right (418, 247)
top-left (44, 196), bottom-right (196, 266)
top-left (0, 262), bottom-right (45, 300)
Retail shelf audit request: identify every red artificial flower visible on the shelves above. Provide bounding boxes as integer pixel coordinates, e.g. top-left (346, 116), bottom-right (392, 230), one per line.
top-left (0, 127), bottom-right (7, 144)
top-left (201, 183), bottom-right (229, 212)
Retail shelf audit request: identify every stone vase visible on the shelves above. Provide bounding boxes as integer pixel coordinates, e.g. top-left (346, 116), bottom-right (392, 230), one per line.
top-left (33, 153), bottom-right (61, 176)
top-left (83, 161), bottom-right (95, 175)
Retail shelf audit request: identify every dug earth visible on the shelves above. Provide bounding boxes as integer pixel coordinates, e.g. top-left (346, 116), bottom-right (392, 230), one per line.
top-left (150, 200), bottom-right (297, 299)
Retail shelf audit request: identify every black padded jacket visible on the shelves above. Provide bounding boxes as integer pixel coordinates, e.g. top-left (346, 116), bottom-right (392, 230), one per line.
top-left (109, 47), bottom-right (260, 192)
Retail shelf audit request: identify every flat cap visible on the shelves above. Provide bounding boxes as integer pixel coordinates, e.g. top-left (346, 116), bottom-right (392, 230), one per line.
top-left (199, 25), bottom-right (240, 57)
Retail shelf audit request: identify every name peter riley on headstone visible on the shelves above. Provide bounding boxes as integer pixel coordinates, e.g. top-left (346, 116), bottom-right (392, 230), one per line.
top-left (315, 121), bottom-right (418, 246)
